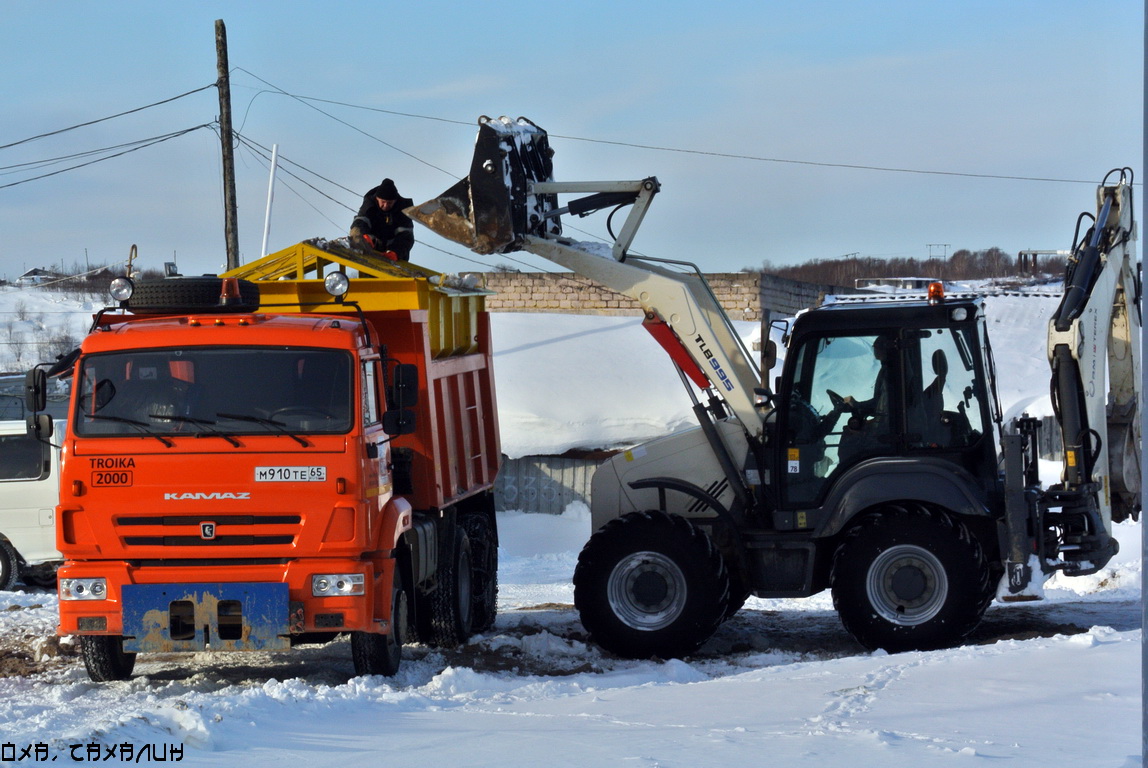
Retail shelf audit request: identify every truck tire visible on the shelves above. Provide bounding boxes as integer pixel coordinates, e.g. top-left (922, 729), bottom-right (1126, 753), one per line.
top-left (0, 540), bottom-right (19, 591)
top-left (126, 277), bottom-right (260, 314)
top-left (351, 566), bottom-right (407, 677)
top-left (830, 505), bottom-right (994, 653)
top-left (80, 635), bottom-right (136, 682)
top-left (461, 512), bottom-right (498, 633)
top-left (573, 511), bottom-right (729, 659)
top-left (425, 527), bottom-right (474, 647)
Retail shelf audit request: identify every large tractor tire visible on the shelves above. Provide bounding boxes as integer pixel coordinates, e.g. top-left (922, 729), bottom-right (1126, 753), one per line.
top-left (573, 511), bottom-right (729, 659)
top-left (351, 565), bottom-right (407, 677)
top-left (461, 512), bottom-right (498, 633)
top-left (830, 505), bottom-right (995, 653)
top-left (80, 635), bottom-right (136, 682)
top-left (127, 277), bottom-right (260, 314)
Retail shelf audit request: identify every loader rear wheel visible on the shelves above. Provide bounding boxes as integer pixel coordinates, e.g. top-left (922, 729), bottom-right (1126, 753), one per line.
top-left (126, 277), bottom-right (260, 314)
top-left (351, 566), bottom-right (407, 677)
top-left (80, 635), bottom-right (136, 682)
top-left (830, 505), bottom-right (994, 653)
top-left (425, 527), bottom-right (473, 647)
top-left (574, 511), bottom-right (728, 659)
top-left (461, 512), bottom-right (498, 633)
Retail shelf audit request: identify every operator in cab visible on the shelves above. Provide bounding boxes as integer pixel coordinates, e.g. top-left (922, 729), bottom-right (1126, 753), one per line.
top-left (349, 178), bottom-right (414, 261)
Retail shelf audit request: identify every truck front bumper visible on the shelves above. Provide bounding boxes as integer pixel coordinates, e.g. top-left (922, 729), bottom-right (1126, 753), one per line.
top-left (121, 582), bottom-right (296, 653)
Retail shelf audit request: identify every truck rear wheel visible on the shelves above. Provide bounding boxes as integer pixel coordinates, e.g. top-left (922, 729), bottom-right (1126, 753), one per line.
top-left (830, 505), bottom-right (993, 653)
top-left (461, 512), bottom-right (498, 633)
top-left (351, 566), bottom-right (407, 677)
top-left (425, 527), bottom-right (474, 647)
top-left (573, 511), bottom-right (729, 659)
top-left (80, 635), bottom-right (136, 682)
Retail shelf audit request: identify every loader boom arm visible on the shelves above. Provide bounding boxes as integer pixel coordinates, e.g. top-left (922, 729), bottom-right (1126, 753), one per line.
top-left (408, 116), bottom-right (766, 437)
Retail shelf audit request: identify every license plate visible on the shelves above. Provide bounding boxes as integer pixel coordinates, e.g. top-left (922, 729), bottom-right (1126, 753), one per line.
top-left (255, 466), bottom-right (327, 482)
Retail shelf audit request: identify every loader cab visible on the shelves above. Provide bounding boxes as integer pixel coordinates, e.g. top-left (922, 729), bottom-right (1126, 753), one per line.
top-left (769, 298), bottom-right (998, 514)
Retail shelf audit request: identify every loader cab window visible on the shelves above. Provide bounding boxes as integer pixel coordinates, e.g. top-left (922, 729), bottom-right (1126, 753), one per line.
top-left (74, 347), bottom-right (354, 438)
top-left (782, 333), bottom-right (897, 506)
top-left (903, 326), bottom-right (984, 450)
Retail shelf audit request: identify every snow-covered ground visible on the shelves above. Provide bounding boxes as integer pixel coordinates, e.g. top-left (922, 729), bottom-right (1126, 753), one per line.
top-left (0, 284), bottom-right (1140, 766)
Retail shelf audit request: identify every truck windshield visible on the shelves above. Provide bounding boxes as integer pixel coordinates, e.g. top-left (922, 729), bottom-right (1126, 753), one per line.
top-left (74, 347), bottom-right (353, 438)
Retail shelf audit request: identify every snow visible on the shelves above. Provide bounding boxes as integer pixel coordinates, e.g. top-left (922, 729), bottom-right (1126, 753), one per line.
top-left (0, 285), bottom-right (1140, 767)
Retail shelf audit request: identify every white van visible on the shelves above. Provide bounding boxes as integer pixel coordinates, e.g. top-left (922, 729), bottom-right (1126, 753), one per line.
top-left (0, 419), bottom-right (61, 589)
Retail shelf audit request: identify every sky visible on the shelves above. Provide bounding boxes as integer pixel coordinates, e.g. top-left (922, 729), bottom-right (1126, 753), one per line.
top-left (0, 1), bottom-right (1143, 280)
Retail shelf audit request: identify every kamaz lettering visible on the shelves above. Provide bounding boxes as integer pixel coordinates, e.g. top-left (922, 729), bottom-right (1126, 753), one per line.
top-left (694, 334), bottom-right (736, 392)
top-left (163, 492), bottom-right (251, 501)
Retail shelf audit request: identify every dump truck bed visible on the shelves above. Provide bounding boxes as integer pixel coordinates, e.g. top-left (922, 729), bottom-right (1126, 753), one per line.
top-left (222, 239), bottom-right (500, 510)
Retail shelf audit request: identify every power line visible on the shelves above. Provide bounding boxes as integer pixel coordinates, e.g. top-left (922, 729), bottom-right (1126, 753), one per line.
top-left (233, 68), bottom-right (455, 177)
top-left (0, 125), bottom-right (214, 191)
top-left (267, 87), bottom-right (1101, 186)
top-left (0, 83), bottom-right (216, 152)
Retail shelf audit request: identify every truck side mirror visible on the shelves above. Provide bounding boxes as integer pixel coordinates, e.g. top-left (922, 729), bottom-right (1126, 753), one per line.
top-left (764, 340), bottom-right (778, 371)
top-left (26, 413), bottom-right (53, 441)
top-left (383, 408), bottom-right (416, 436)
top-left (392, 364), bottom-right (419, 409)
top-left (24, 368), bottom-right (46, 413)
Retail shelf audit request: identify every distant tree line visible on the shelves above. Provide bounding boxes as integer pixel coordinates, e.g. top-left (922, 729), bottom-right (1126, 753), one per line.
top-left (756, 247), bottom-right (1067, 286)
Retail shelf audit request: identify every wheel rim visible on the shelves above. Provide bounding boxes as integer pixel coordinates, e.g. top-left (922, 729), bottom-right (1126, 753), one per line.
top-left (866, 544), bottom-right (948, 626)
top-left (607, 551), bottom-right (688, 631)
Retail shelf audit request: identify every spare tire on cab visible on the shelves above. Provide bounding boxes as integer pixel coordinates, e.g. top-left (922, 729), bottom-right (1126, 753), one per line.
top-left (126, 276), bottom-right (260, 314)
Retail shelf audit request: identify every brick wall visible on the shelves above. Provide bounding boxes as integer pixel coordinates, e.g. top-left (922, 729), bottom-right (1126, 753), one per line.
top-left (477, 271), bottom-right (854, 321)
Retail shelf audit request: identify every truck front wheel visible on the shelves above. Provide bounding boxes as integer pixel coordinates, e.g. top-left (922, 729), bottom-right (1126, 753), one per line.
top-left (831, 505), bottom-right (993, 653)
top-left (80, 635), bottom-right (136, 682)
top-left (574, 511), bottom-right (729, 659)
top-left (351, 566), bottom-right (407, 677)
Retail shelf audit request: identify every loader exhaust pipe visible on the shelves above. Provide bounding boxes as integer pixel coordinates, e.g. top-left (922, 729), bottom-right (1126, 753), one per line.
top-left (407, 116), bottom-right (561, 254)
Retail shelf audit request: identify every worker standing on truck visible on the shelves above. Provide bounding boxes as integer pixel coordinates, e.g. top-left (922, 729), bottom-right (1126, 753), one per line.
top-left (350, 178), bottom-right (415, 260)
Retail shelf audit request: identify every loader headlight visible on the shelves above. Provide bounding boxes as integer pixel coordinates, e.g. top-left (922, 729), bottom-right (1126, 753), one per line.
top-left (312, 573), bottom-right (365, 597)
top-left (60, 578), bottom-right (107, 601)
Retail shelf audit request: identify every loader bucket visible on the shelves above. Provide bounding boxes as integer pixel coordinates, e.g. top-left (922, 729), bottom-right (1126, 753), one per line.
top-left (407, 116), bottom-right (561, 254)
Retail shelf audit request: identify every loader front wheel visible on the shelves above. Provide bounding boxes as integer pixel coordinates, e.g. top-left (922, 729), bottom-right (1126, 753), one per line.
top-left (80, 635), bottom-right (136, 682)
top-left (574, 511), bottom-right (728, 659)
top-left (831, 505), bottom-right (993, 653)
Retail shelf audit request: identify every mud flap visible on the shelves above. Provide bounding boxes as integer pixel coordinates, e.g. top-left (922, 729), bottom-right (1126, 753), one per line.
top-left (121, 583), bottom-right (291, 653)
top-left (407, 116), bottom-right (560, 254)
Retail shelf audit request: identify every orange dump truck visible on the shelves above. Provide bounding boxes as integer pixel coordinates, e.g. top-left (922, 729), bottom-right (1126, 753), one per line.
top-left (25, 241), bottom-right (500, 681)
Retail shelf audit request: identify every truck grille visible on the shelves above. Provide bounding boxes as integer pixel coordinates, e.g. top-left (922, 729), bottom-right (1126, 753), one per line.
top-left (116, 514), bottom-right (301, 547)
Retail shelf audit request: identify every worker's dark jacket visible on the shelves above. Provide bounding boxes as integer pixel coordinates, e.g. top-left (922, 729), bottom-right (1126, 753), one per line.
top-left (350, 187), bottom-right (415, 260)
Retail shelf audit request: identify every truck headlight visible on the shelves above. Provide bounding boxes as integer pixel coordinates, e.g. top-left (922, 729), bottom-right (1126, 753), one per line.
top-left (60, 578), bottom-right (107, 601)
top-left (311, 573), bottom-right (364, 596)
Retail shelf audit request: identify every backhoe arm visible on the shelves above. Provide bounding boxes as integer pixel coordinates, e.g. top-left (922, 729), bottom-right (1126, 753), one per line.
top-left (1046, 168), bottom-right (1141, 544)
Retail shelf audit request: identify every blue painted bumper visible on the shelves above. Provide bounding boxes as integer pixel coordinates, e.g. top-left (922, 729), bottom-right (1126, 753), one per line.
top-left (122, 582), bottom-right (292, 653)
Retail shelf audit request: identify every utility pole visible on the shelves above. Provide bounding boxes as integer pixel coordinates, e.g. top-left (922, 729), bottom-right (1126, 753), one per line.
top-left (215, 19), bottom-right (240, 270)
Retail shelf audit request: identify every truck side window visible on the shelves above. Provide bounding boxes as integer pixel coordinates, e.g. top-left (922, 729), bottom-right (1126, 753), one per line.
top-left (362, 361), bottom-right (381, 426)
top-left (0, 433), bottom-right (47, 481)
